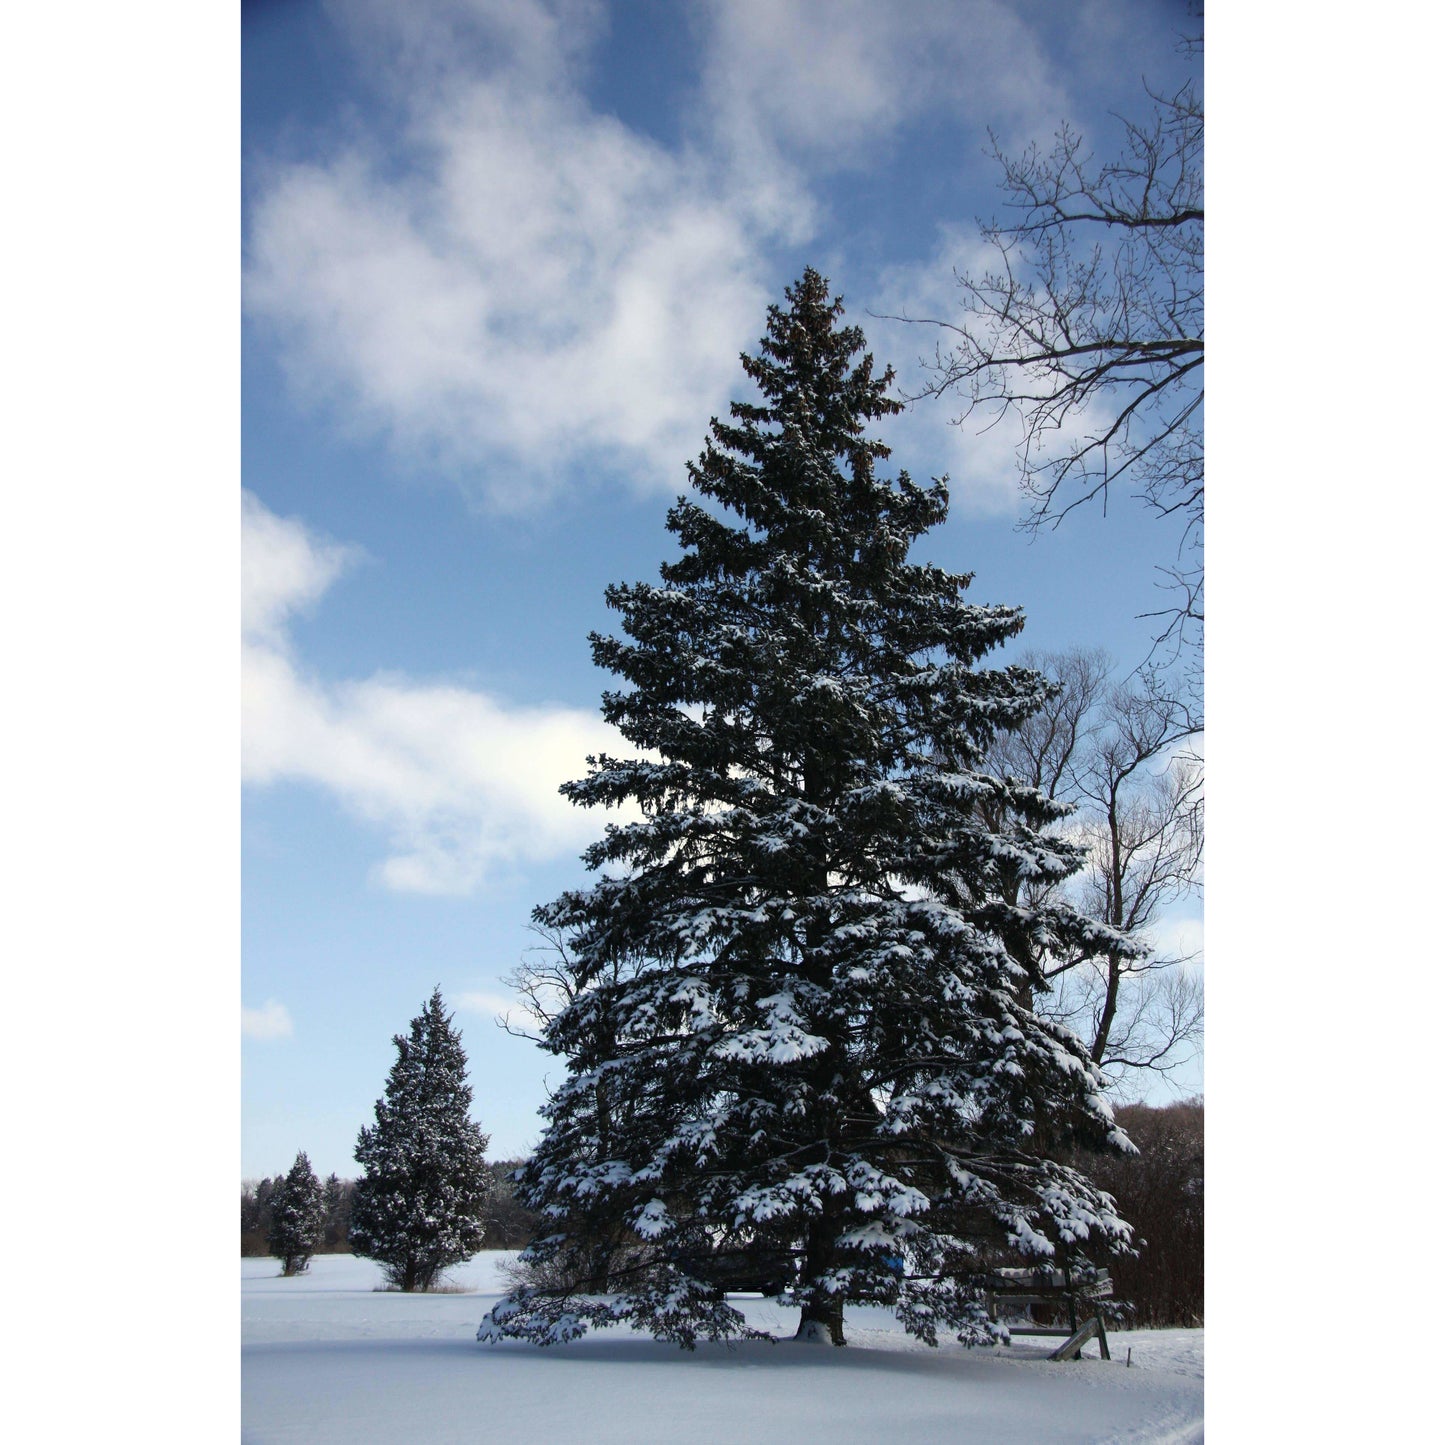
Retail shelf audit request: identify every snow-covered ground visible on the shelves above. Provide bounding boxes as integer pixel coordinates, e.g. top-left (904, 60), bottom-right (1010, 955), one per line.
top-left (242, 1253), bottom-right (1203, 1443)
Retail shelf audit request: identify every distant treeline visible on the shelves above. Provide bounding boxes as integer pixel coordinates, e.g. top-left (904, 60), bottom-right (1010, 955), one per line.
top-left (241, 1158), bottom-right (538, 1258)
top-left (1067, 1098), bottom-right (1204, 1328)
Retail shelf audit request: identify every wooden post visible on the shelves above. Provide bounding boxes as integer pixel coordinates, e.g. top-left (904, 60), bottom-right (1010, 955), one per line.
top-left (1048, 1315), bottom-right (1105, 1362)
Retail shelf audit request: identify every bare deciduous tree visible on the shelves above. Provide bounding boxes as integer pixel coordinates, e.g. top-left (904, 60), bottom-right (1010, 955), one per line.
top-left (889, 61), bottom-right (1203, 671)
top-left (984, 645), bottom-right (1112, 807)
top-left (1060, 742), bottom-right (1203, 1084)
top-left (987, 649), bottom-right (1203, 1085)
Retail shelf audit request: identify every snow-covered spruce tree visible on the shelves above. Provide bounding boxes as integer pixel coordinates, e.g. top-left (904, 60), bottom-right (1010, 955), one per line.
top-left (478, 270), bottom-right (1134, 1351)
top-left (351, 988), bottom-right (493, 1291)
top-left (268, 1151), bottom-right (325, 1277)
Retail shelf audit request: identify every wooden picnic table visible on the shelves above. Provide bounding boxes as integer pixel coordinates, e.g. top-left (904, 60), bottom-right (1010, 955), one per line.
top-left (982, 1264), bottom-right (1114, 1361)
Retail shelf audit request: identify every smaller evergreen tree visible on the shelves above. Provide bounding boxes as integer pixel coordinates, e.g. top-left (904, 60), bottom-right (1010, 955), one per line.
top-left (267, 1152), bottom-right (324, 1276)
top-left (351, 988), bottom-right (493, 1291)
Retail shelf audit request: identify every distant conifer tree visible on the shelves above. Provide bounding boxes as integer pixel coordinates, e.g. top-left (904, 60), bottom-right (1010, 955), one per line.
top-left (351, 988), bottom-right (493, 1291)
top-left (321, 1173), bottom-right (352, 1251)
top-left (268, 1151), bottom-right (324, 1277)
top-left (480, 271), bottom-right (1135, 1351)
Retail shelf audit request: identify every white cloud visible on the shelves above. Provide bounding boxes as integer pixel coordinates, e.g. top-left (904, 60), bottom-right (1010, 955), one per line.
top-left (242, 490), bottom-right (361, 649)
top-left (242, 492), bottom-right (626, 893)
top-left (248, 3), bottom-right (771, 508)
top-left (246, 0), bottom-right (1077, 514)
top-left (242, 998), bottom-right (295, 1040)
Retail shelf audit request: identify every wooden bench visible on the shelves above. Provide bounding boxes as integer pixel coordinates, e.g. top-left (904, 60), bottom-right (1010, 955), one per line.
top-left (983, 1265), bottom-right (1113, 1361)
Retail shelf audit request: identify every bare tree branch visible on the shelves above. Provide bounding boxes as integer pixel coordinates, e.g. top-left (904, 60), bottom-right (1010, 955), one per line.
top-left (498, 923), bottom-right (584, 1042)
top-left (881, 72), bottom-right (1203, 673)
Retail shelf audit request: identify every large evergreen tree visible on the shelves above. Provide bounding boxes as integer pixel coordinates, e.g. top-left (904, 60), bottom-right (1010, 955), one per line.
top-left (268, 1151), bottom-right (324, 1277)
top-left (479, 270), bottom-right (1134, 1351)
top-left (351, 988), bottom-right (493, 1292)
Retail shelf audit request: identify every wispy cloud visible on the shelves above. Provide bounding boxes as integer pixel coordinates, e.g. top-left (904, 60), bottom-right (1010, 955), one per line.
top-left (1146, 911), bottom-right (1204, 967)
top-left (868, 227), bottom-right (1035, 517)
top-left (698, 0), bottom-right (1062, 169)
top-left (242, 998), bottom-right (295, 1040)
top-left (242, 492), bottom-right (625, 892)
top-left (455, 988), bottom-right (522, 1021)
top-left (246, 0), bottom-right (1074, 513)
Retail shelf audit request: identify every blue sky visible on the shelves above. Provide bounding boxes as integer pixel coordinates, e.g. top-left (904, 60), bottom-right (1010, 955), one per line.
top-left (241, 0), bottom-right (1204, 1179)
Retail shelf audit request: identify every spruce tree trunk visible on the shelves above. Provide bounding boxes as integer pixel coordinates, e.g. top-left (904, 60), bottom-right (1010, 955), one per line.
top-left (794, 1216), bottom-right (846, 1345)
top-left (794, 1298), bottom-right (846, 1345)
top-left (793, 868), bottom-right (847, 1347)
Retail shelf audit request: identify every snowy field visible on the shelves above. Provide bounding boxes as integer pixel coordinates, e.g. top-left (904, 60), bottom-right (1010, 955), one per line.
top-left (242, 1253), bottom-right (1203, 1443)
